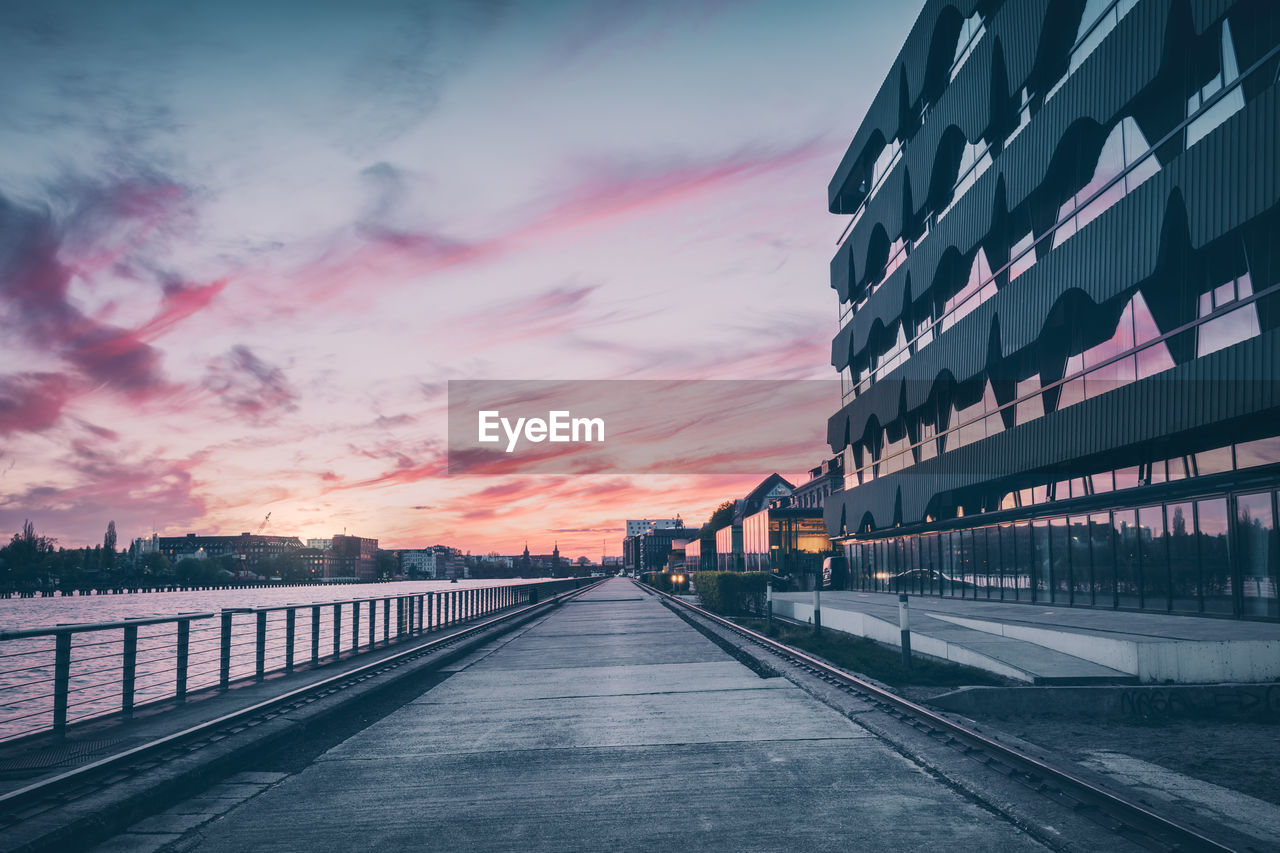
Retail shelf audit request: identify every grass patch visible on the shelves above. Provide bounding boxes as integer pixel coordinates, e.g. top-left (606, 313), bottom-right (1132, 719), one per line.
top-left (735, 617), bottom-right (1007, 689)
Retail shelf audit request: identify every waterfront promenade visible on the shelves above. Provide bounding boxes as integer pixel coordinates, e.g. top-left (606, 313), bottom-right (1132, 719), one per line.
top-left (96, 578), bottom-right (1040, 852)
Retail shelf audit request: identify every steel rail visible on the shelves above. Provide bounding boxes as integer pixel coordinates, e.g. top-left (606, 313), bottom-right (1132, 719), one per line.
top-left (643, 582), bottom-right (1235, 853)
top-left (0, 578), bottom-right (605, 817)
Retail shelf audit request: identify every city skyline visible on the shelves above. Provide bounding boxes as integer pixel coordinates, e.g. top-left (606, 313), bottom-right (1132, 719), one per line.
top-left (0, 1), bottom-right (919, 554)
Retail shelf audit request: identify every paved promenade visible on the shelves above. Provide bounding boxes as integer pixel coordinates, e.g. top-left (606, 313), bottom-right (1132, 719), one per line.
top-left (98, 579), bottom-right (1041, 852)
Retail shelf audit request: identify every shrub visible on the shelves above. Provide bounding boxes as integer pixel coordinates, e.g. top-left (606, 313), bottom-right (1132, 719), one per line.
top-left (692, 571), bottom-right (769, 616)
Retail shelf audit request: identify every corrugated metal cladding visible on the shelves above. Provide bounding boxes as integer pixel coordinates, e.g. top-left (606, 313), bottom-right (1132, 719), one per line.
top-left (828, 87), bottom-right (1280, 452)
top-left (828, 328), bottom-right (1280, 529)
top-left (828, 0), bottom-right (984, 212)
top-left (821, 0), bottom-right (1280, 545)
top-left (838, 0), bottom-right (1170, 339)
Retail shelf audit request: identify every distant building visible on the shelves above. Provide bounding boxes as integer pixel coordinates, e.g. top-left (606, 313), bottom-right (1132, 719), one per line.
top-left (625, 519), bottom-right (683, 537)
top-left (330, 534), bottom-right (377, 581)
top-left (298, 547), bottom-right (334, 578)
top-left (517, 542), bottom-right (567, 577)
top-left (400, 549), bottom-right (437, 578)
top-left (625, 523), bottom-right (690, 573)
top-left (306, 538), bottom-right (332, 551)
top-left (157, 533), bottom-right (304, 568)
top-left (131, 534), bottom-right (159, 556)
top-left (784, 457), bottom-right (844, 511)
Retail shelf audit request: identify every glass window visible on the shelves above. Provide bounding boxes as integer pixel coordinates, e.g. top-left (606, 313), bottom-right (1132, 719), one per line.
top-left (1054, 117), bottom-right (1157, 249)
top-left (1235, 436), bottom-right (1280, 469)
top-left (1236, 492), bottom-right (1278, 619)
top-left (1114, 509), bottom-right (1140, 608)
top-left (939, 531), bottom-right (956, 596)
top-left (996, 525), bottom-right (1013, 600)
top-left (970, 526), bottom-right (988, 598)
top-left (951, 12), bottom-right (985, 81)
top-left (1138, 505), bottom-right (1169, 611)
top-left (1070, 515), bottom-right (1093, 604)
top-left (1187, 21), bottom-right (1245, 148)
top-left (1050, 516), bottom-right (1071, 603)
top-left (1009, 231), bottom-right (1036, 282)
top-left (1195, 446), bottom-right (1233, 476)
top-left (943, 248), bottom-right (996, 331)
top-left (1090, 512), bottom-right (1115, 607)
top-left (1032, 520), bottom-right (1051, 601)
top-left (1197, 304), bottom-right (1260, 357)
top-left (1070, 0), bottom-right (1138, 74)
top-left (1012, 522), bottom-right (1032, 601)
top-left (1168, 501), bottom-right (1199, 612)
top-left (1197, 498), bottom-right (1232, 615)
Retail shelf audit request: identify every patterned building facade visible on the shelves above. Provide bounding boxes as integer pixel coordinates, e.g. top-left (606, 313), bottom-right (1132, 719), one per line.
top-left (824, 0), bottom-right (1280, 619)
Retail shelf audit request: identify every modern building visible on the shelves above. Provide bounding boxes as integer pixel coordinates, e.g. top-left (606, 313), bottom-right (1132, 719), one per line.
top-left (330, 534), bottom-right (377, 581)
top-left (306, 538), bottom-right (332, 551)
top-left (743, 506), bottom-right (832, 576)
top-left (714, 524), bottom-right (743, 572)
top-left (823, 0), bottom-right (1280, 619)
top-left (156, 533), bottom-right (305, 568)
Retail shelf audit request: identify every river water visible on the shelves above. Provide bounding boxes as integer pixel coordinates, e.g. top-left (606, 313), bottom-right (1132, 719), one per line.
top-left (0, 579), bottom-right (557, 742)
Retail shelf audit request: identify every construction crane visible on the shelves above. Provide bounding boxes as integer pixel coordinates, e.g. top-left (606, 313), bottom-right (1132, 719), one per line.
top-left (256, 512), bottom-right (271, 535)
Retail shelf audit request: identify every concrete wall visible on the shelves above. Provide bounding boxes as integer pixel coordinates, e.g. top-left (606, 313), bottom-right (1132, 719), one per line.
top-left (771, 599), bottom-right (1034, 683)
top-left (929, 613), bottom-right (1280, 683)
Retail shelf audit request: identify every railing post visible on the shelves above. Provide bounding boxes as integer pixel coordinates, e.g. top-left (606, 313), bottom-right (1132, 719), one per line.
top-left (250, 610), bottom-right (264, 680)
top-left (426, 592), bottom-right (433, 631)
top-left (332, 604), bottom-right (342, 658)
top-left (368, 599), bottom-right (375, 646)
top-left (899, 593), bottom-right (912, 670)
top-left (383, 598), bottom-right (391, 642)
top-left (176, 619), bottom-right (190, 700)
top-left (530, 586), bottom-right (539, 605)
top-left (220, 610), bottom-right (233, 689)
top-left (353, 600), bottom-right (360, 651)
top-left (53, 633), bottom-right (71, 736)
top-left (285, 609), bottom-right (296, 673)
top-left (417, 594), bottom-right (424, 633)
top-left (121, 625), bottom-right (138, 718)
top-left (311, 605), bottom-right (321, 664)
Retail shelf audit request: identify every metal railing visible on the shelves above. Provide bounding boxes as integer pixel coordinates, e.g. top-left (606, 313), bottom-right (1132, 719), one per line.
top-left (0, 579), bottom-right (587, 742)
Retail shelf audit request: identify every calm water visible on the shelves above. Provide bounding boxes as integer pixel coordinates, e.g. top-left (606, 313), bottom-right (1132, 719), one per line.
top-left (0, 579), bottom-right (553, 742)
top-left (0, 579), bottom-right (543, 632)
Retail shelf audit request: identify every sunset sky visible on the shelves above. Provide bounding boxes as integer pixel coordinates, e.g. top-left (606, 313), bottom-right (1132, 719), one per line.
top-left (0, 0), bottom-right (918, 558)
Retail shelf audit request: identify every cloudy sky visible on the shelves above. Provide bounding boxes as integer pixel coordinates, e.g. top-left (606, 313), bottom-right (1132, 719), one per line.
top-left (0, 0), bottom-right (918, 557)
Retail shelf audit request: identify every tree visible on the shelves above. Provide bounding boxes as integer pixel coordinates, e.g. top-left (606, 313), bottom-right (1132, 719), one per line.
top-left (697, 501), bottom-right (736, 567)
top-left (0, 520), bottom-right (57, 587)
top-left (103, 520), bottom-right (118, 571)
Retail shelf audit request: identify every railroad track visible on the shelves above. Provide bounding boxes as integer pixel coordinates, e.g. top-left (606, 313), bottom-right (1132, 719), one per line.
top-left (643, 582), bottom-right (1237, 853)
top-left (0, 580), bottom-right (607, 852)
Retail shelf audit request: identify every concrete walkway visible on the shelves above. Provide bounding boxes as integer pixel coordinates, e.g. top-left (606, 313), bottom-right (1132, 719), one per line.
top-left (772, 591), bottom-right (1280, 684)
top-left (99, 579), bottom-right (1042, 852)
